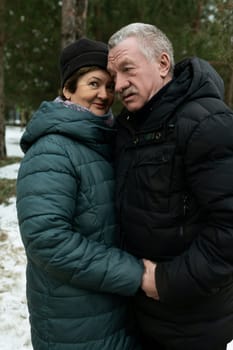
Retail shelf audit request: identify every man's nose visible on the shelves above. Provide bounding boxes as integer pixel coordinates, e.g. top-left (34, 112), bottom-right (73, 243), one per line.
top-left (114, 74), bottom-right (128, 93)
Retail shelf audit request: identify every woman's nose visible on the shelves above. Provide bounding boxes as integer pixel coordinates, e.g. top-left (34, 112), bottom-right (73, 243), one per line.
top-left (97, 87), bottom-right (109, 99)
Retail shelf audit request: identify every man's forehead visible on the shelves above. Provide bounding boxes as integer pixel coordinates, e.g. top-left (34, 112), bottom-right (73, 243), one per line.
top-left (108, 42), bottom-right (138, 64)
top-left (107, 53), bottom-right (132, 72)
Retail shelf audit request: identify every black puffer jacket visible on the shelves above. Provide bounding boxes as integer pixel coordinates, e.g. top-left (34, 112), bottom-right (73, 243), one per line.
top-left (115, 57), bottom-right (233, 349)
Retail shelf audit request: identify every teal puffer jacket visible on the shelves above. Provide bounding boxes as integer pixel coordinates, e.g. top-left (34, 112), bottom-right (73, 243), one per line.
top-left (16, 101), bottom-right (143, 350)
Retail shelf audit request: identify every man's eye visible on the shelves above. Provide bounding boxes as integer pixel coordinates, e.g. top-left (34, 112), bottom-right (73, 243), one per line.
top-left (107, 83), bottom-right (115, 92)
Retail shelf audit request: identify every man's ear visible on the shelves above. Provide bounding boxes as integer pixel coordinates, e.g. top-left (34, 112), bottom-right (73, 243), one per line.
top-left (159, 52), bottom-right (171, 78)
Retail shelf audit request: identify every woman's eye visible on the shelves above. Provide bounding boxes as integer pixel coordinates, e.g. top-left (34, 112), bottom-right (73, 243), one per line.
top-left (89, 81), bottom-right (98, 88)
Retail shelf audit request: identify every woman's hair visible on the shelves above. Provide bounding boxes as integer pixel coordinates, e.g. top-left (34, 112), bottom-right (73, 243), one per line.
top-left (59, 66), bottom-right (102, 100)
top-left (108, 23), bottom-right (175, 74)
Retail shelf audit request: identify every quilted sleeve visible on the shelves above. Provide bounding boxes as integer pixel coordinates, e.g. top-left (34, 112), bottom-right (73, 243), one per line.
top-left (17, 135), bottom-right (143, 297)
top-left (156, 110), bottom-right (233, 304)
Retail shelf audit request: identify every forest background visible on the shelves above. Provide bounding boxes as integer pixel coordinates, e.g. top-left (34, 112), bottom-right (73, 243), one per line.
top-left (0, 0), bottom-right (233, 157)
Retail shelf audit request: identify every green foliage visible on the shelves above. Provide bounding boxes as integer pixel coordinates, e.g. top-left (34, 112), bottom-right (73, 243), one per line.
top-left (5, 0), bottom-right (62, 111)
top-left (3, 0), bottom-right (233, 115)
top-left (88, 0), bottom-right (233, 107)
top-left (87, 0), bottom-right (232, 63)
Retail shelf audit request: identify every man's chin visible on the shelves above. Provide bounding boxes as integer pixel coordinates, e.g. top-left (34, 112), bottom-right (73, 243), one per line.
top-left (123, 101), bottom-right (141, 112)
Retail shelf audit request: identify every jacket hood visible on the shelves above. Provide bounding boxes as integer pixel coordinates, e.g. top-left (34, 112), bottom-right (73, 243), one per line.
top-left (118, 57), bottom-right (225, 130)
top-left (20, 101), bottom-right (115, 158)
top-left (162, 57), bottom-right (225, 117)
top-left (174, 56), bottom-right (225, 102)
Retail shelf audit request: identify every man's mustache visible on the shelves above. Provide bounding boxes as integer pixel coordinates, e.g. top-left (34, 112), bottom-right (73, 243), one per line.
top-left (119, 87), bottom-right (137, 98)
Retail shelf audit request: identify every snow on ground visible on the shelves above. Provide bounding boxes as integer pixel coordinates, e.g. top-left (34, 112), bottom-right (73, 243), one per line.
top-left (0, 163), bottom-right (20, 179)
top-left (0, 198), bottom-right (32, 350)
top-left (5, 125), bottom-right (25, 158)
top-left (0, 126), bottom-right (32, 350)
top-left (0, 126), bottom-right (232, 350)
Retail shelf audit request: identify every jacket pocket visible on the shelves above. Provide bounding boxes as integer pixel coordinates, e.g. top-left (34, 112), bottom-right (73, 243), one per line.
top-left (131, 144), bottom-right (176, 211)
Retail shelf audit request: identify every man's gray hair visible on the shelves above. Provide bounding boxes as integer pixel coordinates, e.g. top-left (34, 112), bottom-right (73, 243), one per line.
top-left (108, 23), bottom-right (175, 74)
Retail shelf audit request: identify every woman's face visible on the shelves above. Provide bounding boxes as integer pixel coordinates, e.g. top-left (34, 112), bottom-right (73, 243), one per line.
top-left (63, 69), bottom-right (115, 116)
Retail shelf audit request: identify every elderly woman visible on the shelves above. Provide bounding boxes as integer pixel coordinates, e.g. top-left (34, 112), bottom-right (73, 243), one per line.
top-left (16, 38), bottom-right (143, 350)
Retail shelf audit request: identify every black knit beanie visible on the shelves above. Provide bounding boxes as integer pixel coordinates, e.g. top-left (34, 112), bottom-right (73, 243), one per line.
top-left (60, 37), bottom-right (108, 87)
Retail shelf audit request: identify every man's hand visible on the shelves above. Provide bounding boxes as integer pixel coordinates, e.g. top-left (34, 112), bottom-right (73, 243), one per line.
top-left (141, 259), bottom-right (159, 300)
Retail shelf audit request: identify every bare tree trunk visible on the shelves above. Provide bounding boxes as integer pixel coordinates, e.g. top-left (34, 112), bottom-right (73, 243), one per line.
top-left (76, 0), bottom-right (88, 39)
top-left (0, 0), bottom-right (6, 159)
top-left (92, 2), bottom-right (103, 40)
top-left (61, 0), bottom-right (77, 49)
top-left (192, 0), bottom-right (203, 33)
top-left (61, 0), bottom-right (88, 50)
